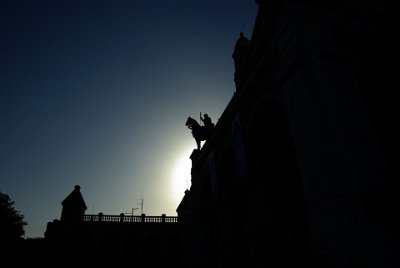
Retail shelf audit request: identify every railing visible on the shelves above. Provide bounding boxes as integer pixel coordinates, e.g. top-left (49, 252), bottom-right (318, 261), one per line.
top-left (82, 213), bottom-right (178, 224)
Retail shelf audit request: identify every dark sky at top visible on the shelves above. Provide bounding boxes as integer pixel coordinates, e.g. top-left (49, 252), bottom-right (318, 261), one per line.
top-left (0, 0), bottom-right (258, 237)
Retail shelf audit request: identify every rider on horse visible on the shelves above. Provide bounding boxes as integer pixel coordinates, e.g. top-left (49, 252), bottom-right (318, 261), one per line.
top-left (201, 113), bottom-right (214, 128)
top-left (186, 113), bottom-right (215, 149)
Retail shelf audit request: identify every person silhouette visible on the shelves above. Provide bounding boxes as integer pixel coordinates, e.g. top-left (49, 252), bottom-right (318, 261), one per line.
top-left (201, 113), bottom-right (213, 128)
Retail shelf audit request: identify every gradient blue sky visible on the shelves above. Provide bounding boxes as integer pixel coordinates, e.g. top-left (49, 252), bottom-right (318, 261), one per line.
top-left (0, 0), bottom-right (257, 238)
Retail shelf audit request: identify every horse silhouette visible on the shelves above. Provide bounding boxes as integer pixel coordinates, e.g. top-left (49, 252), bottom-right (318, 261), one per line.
top-left (186, 116), bottom-right (214, 149)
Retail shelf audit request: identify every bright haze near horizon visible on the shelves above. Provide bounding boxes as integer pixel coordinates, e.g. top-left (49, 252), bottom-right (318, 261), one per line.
top-left (0, 0), bottom-right (257, 238)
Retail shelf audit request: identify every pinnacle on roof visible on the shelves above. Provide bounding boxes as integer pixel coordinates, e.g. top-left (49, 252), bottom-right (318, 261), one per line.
top-left (61, 185), bottom-right (87, 210)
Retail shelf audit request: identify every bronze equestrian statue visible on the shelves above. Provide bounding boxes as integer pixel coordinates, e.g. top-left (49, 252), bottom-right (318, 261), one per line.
top-left (186, 114), bottom-right (215, 149)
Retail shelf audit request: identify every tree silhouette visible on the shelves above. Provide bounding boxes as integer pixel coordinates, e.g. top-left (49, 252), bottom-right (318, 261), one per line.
top-left (0, 191), bottom-right (26, 240)
top-left (0, 191), bottom-right (27, 266)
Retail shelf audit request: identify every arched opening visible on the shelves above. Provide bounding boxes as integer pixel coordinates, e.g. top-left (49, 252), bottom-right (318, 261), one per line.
top-left (356, 31), bottom-right (399, 185)
top-left (246, 101), bottom-right (311, 266)
top-left (217, 143), bottom-right (249, 266)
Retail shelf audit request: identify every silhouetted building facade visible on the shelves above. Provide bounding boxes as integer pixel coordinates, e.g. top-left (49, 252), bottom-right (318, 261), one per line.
top-left (185, 1), bottom-right (400, 267)
top-left (42, 1), bottom-right (399, 267)
top-left (44, 185), bottom-right (190, 268)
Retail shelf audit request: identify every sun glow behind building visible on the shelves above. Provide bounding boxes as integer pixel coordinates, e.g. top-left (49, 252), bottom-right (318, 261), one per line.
top-left (0, 0), bottom-right (258, 238)
top-left (170, 147), bottom-right (193, 206)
